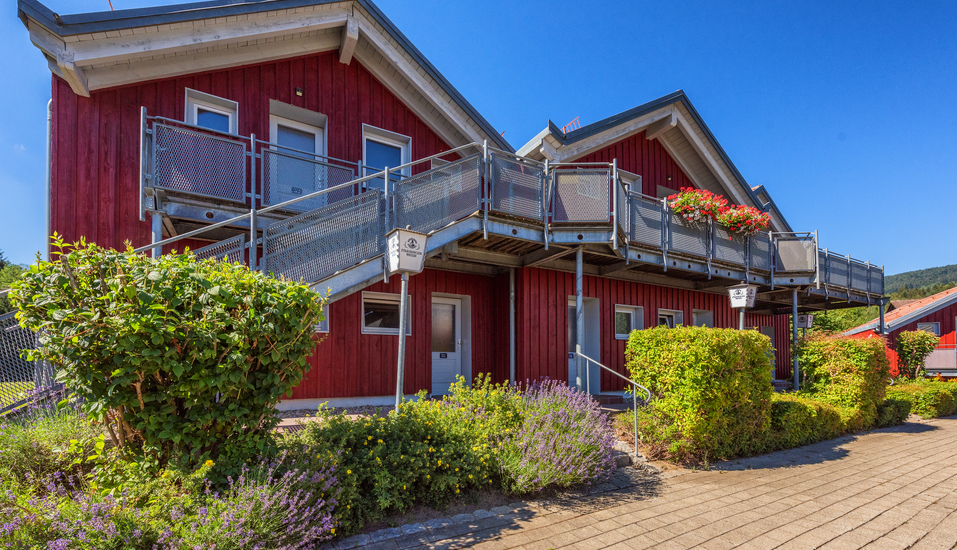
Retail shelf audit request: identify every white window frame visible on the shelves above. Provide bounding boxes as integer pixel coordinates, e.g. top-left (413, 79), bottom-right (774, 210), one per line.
top-left (615, 305), bottom-right (644, 340)
top-left (270, 115), bottom-right (325, 157)
top-left (917, 322), bottom-right (941, 337)
top-left (362, 124), bottom-right (412, 178)
top-left (361, 291), bottom-right (412, 335)
top-left (184, 88), bottom-right (238, 135)
top-left (314, 312), bottom-right (330, 334)
top-left (618, 169), bottom-right (642, 194)
top-left (692, 309), bottom-right (714, 328)
top-left (658, 308), bottom-right (683, 328)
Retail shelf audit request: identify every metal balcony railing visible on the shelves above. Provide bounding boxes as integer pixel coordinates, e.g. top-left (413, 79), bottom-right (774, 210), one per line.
top-left (137, 110), bottom-right (884, 298)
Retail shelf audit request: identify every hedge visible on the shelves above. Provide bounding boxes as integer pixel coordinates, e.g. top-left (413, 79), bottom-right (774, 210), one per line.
top-left (625, 326), bottom-right (773, 461)
top-left (887, 380), bottom-right (957, 419)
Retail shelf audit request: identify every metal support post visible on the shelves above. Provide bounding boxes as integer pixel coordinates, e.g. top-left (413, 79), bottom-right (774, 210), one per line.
top-left (542, 159), bottom-right (550, 250)
top-left (611, 159), bottom-right (618, 251)
top-left (150, 212), bottom-right (163, 259)
top-left (576, 247), bottom-right (585, 393)
top-left (879, 298), bottom-right (887, 335)
top-left (792, 288), bottom-right (800, 390)
top-left (383, 166), bottom-right (391, 230)
top-left (739, 308), bottom-right (745, 331)
top-left (509, 268), bottom-right (516, 385)
top-left (395, 272), bottom-right (410, 410)
top-left (249, 133), bottom-right (258, 271)
top-left (483, 140), bottom-right (489, 240)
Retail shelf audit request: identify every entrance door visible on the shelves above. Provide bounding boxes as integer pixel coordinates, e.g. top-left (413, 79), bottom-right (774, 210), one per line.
top-left (568, 305), bottom-right (578, 388)
top-left (567, 298), bottom-right (600, 392)
top-left (431, 297), bottom-right (462, 395)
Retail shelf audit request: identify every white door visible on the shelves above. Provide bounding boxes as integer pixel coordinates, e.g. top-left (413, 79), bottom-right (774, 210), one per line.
top-left (567, 305), bottom-right (578, 388)
top-left (431, 297), bottom-right (462, 395)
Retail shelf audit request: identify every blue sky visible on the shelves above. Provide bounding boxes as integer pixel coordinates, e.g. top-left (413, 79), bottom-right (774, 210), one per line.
top-left (1, 0), bottom-right (956, 276)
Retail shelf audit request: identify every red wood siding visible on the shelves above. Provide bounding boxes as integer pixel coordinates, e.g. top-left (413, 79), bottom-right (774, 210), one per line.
top-left (290, 269), bottom-right (510, 399)
top-left (875, 302), bottom-right (957, 376)
top-left (515, 267), bottom-right (793, 387)
top-left (50, 50), bottom-right (454, 252)
top-left (574, 130), bottom-right (695, 197)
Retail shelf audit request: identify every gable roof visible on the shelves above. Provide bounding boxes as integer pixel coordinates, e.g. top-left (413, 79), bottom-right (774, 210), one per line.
top-left (517, 90), bottom-right (793, 232)
top-left (846, 286), bottom-right (957, 336)
top-left (17, 0), bottom-right (513, 152)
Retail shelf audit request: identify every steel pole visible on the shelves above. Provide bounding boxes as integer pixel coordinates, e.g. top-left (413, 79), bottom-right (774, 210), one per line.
top-left (576, 247), bottom-right (585, 392)
top-left (739, 308), bottom-right (745, 331)
top-left (792, 288), bottom-right (800, 390)
top-left (151, 213), bottom-right (163, 259)
top-left (879, 298), bottom-right (887, 335)
top-left (509, 267), bottom-right (516, 385)
top-left (395, 272), bottom-right (410, 410)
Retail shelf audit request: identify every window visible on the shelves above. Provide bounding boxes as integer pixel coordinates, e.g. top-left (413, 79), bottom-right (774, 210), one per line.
top-left (658, 309), bottom-right (683, 328)
top-left (917, 322), bottom-right (941, 337)
top-left (618, 170), bottom-right (642, 194)
top-left (615, 305), bottom-right (644, 340)
top-left (692, 309), bottom-right (713, 328)
top-left (315, 312), bottom-right (330, 334)
top-left (362, 292), bottom-right (412, 335)
top-left (185, 89), bottom-right (238, 134)
top-left (362, 124), bottom-right (411, 191)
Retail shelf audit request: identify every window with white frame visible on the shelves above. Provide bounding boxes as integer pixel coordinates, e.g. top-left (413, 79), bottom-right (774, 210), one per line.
top-left (917, 322), bottom-right (941, 337)
top-left (618, 169), bottom-right (642, 194)
top-left (658, 309), bottom-right (683, 328)
top-left (692, 309), bottom-right (714, 328)
top-left (314, 312), bottom-right (330, 334)
top-left (362, 292), bottom-right (412, 335)
top-left (615, 305), bottom-right (644, 340)
top-left (185, 88), bottom-right (238, 134)
top-left (362, 124), bottom-right (411, 191)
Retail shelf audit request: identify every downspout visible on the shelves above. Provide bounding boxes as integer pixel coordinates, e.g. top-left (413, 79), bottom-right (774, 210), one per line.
top-left (509, 268), bottom-right (516, 385)
top-left (45, 99), bottom-right (52, 260)
top-left (792, 288), bottom-right (800, 390)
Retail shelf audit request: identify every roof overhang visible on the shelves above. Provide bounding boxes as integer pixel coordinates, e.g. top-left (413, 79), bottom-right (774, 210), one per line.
top-left (17, 0), bottom-right (513, 152)
top-left (846, 291), bottom-right (957, 336)
top-left (517, 91), bottom-right (793, 233)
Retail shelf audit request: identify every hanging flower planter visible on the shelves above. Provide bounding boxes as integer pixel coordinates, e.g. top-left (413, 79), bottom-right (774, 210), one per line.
top-left (716, 205), bottom-right (771, 238)
top-left (666, 188), bottom-right (728, 225)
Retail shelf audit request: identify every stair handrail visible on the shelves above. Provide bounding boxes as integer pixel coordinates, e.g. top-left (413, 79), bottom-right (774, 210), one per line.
top-left (575, 351), bottom-right (651, 456)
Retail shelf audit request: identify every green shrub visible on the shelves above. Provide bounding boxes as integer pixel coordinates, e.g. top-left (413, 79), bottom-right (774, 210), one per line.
top-left (11, 236), bottom-right (325, 473)
top-left (895, 330), bottom-right (940, 380)
top-left (888, 380), bottom-right (957, 419)
top-left (767, 394), bottom-right (844, 450)
top-left (625, 326), bottom-right (773, 461)
top-left (0, 263), bottom-right (26, 314)
top-left (796, 334), bottom-right (889, 429)
top-left (876, 397), bottom-right (912, 428)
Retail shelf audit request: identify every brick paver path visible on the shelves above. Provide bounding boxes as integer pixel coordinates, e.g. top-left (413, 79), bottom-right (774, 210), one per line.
top-left (356, 417), bottom-right (957, 549)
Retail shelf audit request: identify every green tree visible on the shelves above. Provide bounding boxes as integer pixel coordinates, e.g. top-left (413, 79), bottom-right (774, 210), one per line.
top-left (895, 330), bottom-right (940, 380)
top-left (0, 263), bottom-right (26, 314)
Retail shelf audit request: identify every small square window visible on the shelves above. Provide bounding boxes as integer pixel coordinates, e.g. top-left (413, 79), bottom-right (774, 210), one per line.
top-left (692, 309), bottom-right (713, 328)
top-left (362, 124), bottom-right (411, 192)
top-left (917, 322), bottom-right (940, 337)
top-left (615, 305), bottom-right (644, 340)
top-left (185, 88), bottom-right (238, 135)
top-left (362, 292), bottom-right (411, 335)
top-left (314, 312), bottom-right (329, 334)
top-left (658, 309), bottom-right (683, 328)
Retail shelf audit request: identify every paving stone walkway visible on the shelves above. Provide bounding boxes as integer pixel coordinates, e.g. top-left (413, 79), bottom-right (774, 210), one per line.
top-left (343, 416), bottom-right (957, 549)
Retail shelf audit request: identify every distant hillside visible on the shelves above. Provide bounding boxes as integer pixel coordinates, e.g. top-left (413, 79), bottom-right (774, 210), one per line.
top-left (885, 264), bottom-right (957, 294)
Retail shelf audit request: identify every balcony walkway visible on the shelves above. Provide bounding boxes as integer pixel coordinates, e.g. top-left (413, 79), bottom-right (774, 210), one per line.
top-left (140, 112), bottom-right (884, 312)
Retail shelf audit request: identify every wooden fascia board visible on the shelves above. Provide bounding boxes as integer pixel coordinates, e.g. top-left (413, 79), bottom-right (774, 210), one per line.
top-left (338, 14), bottom-right (359, 64)
top-left (554, 107), bottom-right (675, 162)
top-left (673, 111), bottom-right (749, 206)
top-left (29, 21), bottom-right (89, 96)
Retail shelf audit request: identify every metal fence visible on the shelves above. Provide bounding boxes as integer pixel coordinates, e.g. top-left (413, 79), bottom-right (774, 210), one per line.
top-left (489, 153), bottom-right (545, 221)
top-left (260, 147), bottom-right (358, 212)
top-left (194, 234), bottom-right (246, 263)
top-left (395, 155), bottom-right (482, 234)
top-left (551, 168), bottom-right (611, 223)
top-left (151, 122), bottom-right (248, 203)
top-left (0, 310), bottom-right (55, 413)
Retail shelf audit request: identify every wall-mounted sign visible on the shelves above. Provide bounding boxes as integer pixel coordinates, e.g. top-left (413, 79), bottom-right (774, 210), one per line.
top-left (728, 283), bottom-right (758, 309)
top-left (796, 314), bottom-right (814, 328)
top-left (386, 228), bottom-right (428, 275)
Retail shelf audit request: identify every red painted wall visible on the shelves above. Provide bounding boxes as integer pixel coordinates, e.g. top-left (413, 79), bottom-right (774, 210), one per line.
top-left (291, 269), bottom-right (510, 399)
top-left (574, 130), bottom-right (696, 197)
top-left (51, 50), bottom-right (455, 251)
top-left (857, 302), bottom-right (957, 377)
top-left (515, 267), bottom-right (793, 387)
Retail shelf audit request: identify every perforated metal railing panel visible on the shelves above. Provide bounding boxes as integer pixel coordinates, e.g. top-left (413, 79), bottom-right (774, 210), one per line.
top-left (490, 154), bottom-right (544, 220)
top-left (261, 149), bottom-right (356, 212)
top-left (395, 155), bottom-right (481, 235)
top-left (153, 124), bottom-right (247, 203)
top-left (713, 226), bottom-right (747, 266)
top-left (262, 190), bottom-right (382, 284)
top-left (0, 312), bottom-right (53, 410)
top-left (750, 233), bottom-right (772, 271)
top-left (628, 195), bottom-right (664, 248)
top-left (552, 169), bottom-right (610, 222)
top-left (774, 236), bottom-right (817, 273)
top-left (828, 255), bottom-right (849, 288)
top-left (194, 234), bottom-right (246, 264)
top-left (668, 215), bottom-right (710, 259)
top-left (868, 266), bottom-right (884, 295)
top-left (850, 261), bottom-right (869, 292)
top-left (615, 182), bottom-right (629, 236)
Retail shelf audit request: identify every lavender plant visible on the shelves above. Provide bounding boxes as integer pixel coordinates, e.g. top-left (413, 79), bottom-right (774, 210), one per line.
top-left (498, 380), bottom-right (617, 494)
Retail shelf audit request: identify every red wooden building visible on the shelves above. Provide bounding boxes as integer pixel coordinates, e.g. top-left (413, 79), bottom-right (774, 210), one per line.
top-left (19, 0), bottom-right (885, 408)
top-left (847, 287), bottom-right (957, 377)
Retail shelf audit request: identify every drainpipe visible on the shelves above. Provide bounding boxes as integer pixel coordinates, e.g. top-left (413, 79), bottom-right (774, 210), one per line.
top-left (792, 288), bottom-right (800, 390)
top-left (509, 267), bottom-right (516, 385)
top-left (576, 247), bottom-right (584, 393)
top-left (45, 99), bottom-right (52, 260)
